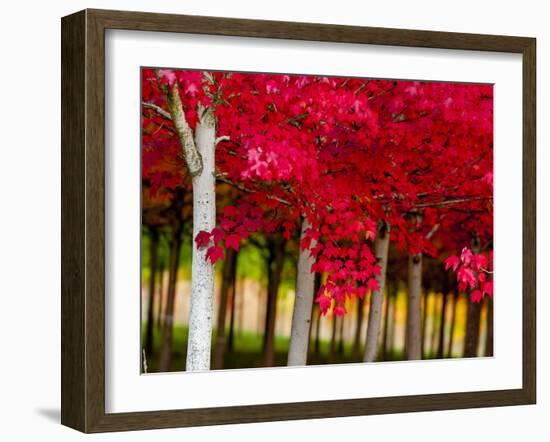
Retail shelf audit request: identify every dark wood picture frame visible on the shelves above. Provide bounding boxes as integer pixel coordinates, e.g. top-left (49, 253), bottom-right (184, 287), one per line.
top-left (61, 8), bottom-right (536, 433)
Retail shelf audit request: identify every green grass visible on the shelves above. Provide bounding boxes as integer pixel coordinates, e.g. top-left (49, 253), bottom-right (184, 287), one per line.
top-left (142, 324), bottom-right (406, 373)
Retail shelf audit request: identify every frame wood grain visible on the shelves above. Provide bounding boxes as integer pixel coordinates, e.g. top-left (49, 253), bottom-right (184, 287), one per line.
top-left (61, 8), bottom-right (536, 433)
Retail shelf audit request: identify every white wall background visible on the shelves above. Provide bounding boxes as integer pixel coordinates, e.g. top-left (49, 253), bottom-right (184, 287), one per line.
top-left (0, 0), bottom-right (547, 440)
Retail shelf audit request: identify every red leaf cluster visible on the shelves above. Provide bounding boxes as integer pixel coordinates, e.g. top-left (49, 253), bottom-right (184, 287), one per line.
top-left (142, 68), bottom-right (494, 314)
top-left (446, 247), bottom-right (494, 302)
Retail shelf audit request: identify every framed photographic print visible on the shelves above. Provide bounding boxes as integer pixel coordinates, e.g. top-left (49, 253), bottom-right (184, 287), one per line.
top-left (61, 9), bottom-right (536, 433)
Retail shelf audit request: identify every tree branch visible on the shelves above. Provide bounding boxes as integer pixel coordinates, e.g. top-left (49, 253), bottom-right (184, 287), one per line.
top-left (154, 70), bottom-right (204, 178)
top-left (215, 173), bottom-right (292, 206)
top-left (215, 135), bottom-right (230, 146)
top-left (142, 102), bottom-right (172, 120)
top-left (414, 196), bottom-right (492, 209)
top-left (425, 214), bottom-right (445, 240)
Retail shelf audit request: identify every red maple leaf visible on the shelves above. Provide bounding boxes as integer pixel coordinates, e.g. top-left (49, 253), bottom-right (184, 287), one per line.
top-left (195, 231), bottom-right (211, 249)
top-left (206, 246), bottom-right (225, 265)
top-left (444, 255), bottom-right (460, 271)
top-left (367, 278), bottom-right (380, 292)
top-left (225, 234), bottom-right (241, 252)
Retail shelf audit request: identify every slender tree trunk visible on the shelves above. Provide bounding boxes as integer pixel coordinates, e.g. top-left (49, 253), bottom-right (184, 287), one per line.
top-left (352, 296), bottom-right (365, 360)
top-left (313, 274), bottom-right (322, 358)
top-left (228, 275), bottom-right (239, 353)
top-left (406, 253), bottom-right (423, 360)
top-left (430, 294), bottom-right (441, 357)
top-left (464, 298), bottom-right (482, 358)
top-left (145, 227), bottom-right (159, 357)
top-left (307, 296), bottom-right (316, 353)
top-left (257, 285), bottom-right (264, 335)
top-left (262, 236), bottom-right (286, 366)
top-left (307, 273), bottom-right (321, 358)
top-left (156, 258), bottom-right (165, 331)
top-left (238, 277), bottom-right (244, 334)
top-left (159, 221), bottom-right (183, 371)
top-left (329, 315), bottom-right (339, 363)
top-left (307, 273), bottom-right (321, 363)
top-left (263, 252), bottom-right (275, 357)
top-left (312, 307), bottom-right (321, 356)
top-left (447, 289), bottom-right (459, 358)
top-left (485, 296), bottom-right (494, 356)
top-left (363, 222), bottom-right (390, 362)
top-left (213, 248), bottom-right (237, 369)
top-left (463, 239), bottom-right (483, 359)
top-left (421, 292), bottom-right (429, 357)
top-left (382, 280), bottom-right (396, 361)
top-left (338, 315), bottom-right (345, 356)
top-left (388, 283), bottom-right (399, 359)
top-left (288, 219), bottom-right (317, 366)
top-left (436, 291), bottom-right (449, 359)
top-left (307, 305), bottom-right (314, 346)
top-left (186, 108), bottom-right (216, 371)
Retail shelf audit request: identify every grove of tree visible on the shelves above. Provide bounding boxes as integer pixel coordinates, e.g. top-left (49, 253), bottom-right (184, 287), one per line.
top-left (140, 68), bottom-right (494, 372)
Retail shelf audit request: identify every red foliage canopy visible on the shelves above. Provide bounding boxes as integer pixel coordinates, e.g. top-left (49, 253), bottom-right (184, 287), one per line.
top-left (142, 68), bottom-right (494, 313)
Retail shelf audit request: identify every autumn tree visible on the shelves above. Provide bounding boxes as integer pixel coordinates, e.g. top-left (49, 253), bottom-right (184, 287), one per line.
top-left (142, 69), bottom-right (494, 369)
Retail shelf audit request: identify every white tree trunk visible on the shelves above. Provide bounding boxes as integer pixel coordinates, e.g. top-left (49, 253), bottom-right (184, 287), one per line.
top-left (287, 218), bottom-right (317, 366)
top-left (159, 76), bottom-right (217, 371)
top-left (186, 108), bottom-right (216, 371)
top-left (406, 253), bottom-right (423, 360)
top-left (164, 83), bottom-right (203, 177)
top-left (363, 223), bottom-right (390, 362)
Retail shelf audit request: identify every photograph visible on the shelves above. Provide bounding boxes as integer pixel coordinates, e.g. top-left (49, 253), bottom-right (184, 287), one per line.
top-left (1, 0), bottom-right (543, 438)
top-left (140, 68), bottom-right (494, 373)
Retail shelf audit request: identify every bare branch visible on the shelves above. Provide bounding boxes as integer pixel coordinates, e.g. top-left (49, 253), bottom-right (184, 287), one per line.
top-left (215, 135), bottom-right (230, 146)
top-left (425, 214), bottom-right (445, 240)
top-left (142, 102), bottom-right (172, 120)
top-left (414, 196), bottom-right (492, 209)
top-left (215, 173), bottom-right (291, 206)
